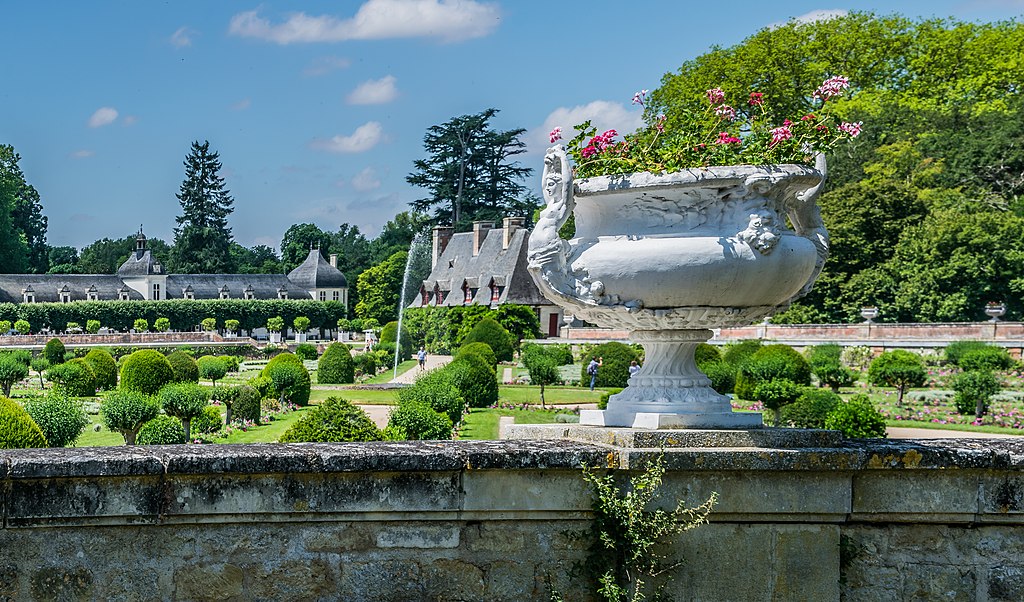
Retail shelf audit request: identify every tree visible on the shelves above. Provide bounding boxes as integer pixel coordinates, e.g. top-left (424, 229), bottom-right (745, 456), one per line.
top-left (171, 140), bottom-right (236, 273)
top-left (355, 251), bottom-right (407, 325)
top-left (231, 242), bottom-right (283, 274)
top-left (46, 246), bottom-right (80, 274)
top-left (78, 234), bottom-right (173, 274)
top-left (0, 354), bottom-right (29, 397)
top-left (158, 382), bottom-right (210, 443)
top-left (197, 356), bottom-right (227, 387)
top-left (521, 344), bottom-right (560, 407)
top-left (407, 108), bottom-right (535, 230)
top-left (280, 223), bottom-right (334, 271)
top-left (0, 145), bottom-right (34, 273)
top-left (868, 350), bottom-right (927, 405)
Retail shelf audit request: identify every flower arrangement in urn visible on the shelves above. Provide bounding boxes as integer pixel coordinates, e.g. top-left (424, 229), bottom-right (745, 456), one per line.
top-left (551, 76), bottom-right (861, 178)
top-left (527, 77), bottom-right (862, 430)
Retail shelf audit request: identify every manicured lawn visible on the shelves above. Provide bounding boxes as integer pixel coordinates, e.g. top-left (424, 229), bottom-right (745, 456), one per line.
top-left (498, 385), bottom-right (606, 406)
top-left (309, 388), bottom-right (399, 404)
top-left (215, 406), bottom-right (311, 443)
top-left (77, 417), bottom-right (130, 447)
top-left (362, 360), bottom-right (417, 384)
top-left (457, 407), bottom-right (570, 440)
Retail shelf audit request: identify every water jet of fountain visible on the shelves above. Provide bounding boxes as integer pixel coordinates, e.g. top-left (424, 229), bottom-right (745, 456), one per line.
top-left (393, 232), bottom-right (429, 380)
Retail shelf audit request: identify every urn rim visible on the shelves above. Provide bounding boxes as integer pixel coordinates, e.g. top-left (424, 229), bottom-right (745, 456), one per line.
top-left (574, 163), bottom-right (824, 196)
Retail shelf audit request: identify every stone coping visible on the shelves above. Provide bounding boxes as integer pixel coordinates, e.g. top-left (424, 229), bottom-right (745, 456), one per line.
top-left (3, 438), bottom-right (1024, 480)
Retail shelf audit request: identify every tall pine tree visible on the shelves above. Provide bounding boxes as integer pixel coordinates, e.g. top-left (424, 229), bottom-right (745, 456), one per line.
top-left (172, 141), bottom-right (236, 273)
top-left (0, 145), bottom-right (46, 273)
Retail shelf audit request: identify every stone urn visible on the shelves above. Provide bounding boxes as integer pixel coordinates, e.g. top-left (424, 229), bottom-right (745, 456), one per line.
top-left (528, 146), bottom-right (829, 429)
top-left (985, 303), bottom-right (1006, 322)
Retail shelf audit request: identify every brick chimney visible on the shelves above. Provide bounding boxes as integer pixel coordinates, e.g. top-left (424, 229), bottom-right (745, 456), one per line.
top-left (472, 221), bottom-right (494, 256)
top-left (432, 225), bottom-right (454, 268)
top-left (502, 216), bottom-right (526, 250)
top-left (329, 253), bottom-right (338, 268)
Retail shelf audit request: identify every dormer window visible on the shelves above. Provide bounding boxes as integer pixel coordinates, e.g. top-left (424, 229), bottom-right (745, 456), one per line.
top-left (86, 285), bottom-right (98, 302)
top-left (219, 286), bottom-right (230, 300)
top-left (183, 285), bottom-right (195, 300)
top-left (464, 283), bottom-right (473, 304)
top-left (420, 286), bottom-right (429, 305)
top-left (59, 285), bottom-right (71, 304)
top-left (153, 262), bottom-right (162, 274)
top-left (319, 290), bottom-right (327, 301)
top-left (118, 287), bottom-right (130, 301)
top-left (22, 287), bottom-right (34, 304)
top-left (490, 281), bottom-right (503, 303)
top-left (244, 286), bottom-right (254, 300)
top-left (277, 287), bottom-right (288, 300)
top-left (434, 285), bottom-right (443, 305)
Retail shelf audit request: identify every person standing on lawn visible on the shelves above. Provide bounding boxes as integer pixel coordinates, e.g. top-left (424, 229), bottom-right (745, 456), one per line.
top-left (587, 356), bottom-right (603, 391)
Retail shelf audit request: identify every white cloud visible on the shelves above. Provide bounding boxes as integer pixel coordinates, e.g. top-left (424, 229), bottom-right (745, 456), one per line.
top-left (231, 98), bottom-right (252, 111)
top-left (170, 26), bottom-right (196, 48)
top-left (347, 75), bottom-right (397, 105)
top-left (303, 56), bottom-right (351, 76)
top-left (228, 0), bottom-right (500, 45)
top-left (529, 101), bottom-right (644, 154)
top-left (770, 9), bottom-right (847, 28)
top-left (70, 150), bottom-right (94, 159)
top-left (351, 167), bottom-right (382, 191)
top-left (310, 121), bottom-right (384, 153)
top-left (122, 115), bottom-right (138, 126)
top-left (88, 107), bottom-right (119, 128)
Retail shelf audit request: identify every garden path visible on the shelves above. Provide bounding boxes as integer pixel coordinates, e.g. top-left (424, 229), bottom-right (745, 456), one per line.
top-left (388, 354), bottom-right (450, 384)
top-left (886, 426), bottom-right (1023, 439)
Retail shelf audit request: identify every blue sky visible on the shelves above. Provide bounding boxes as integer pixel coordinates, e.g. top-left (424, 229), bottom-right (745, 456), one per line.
top-left (2, 1), bottom-right (1022, 251)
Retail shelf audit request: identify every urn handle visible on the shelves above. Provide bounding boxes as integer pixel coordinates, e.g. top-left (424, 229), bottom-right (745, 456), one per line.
top-left (784, 153), bottom-right (830, 298)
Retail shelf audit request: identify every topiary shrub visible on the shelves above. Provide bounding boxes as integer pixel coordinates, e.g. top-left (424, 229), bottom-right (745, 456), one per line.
top-left (812, 362), bottom-right (857, 393)
top-left (120, 350), bottom-right (175, 395)
top-left (547, 343), bottom-right (575, 366)
top-left (462, 317), bottom-right (514, 362)
top-left (779, 388), bottom-right (841, 429)
top-left (400, 370), bottom-right (465, 424)
top-left (0, 396), bottom-right (48, 448)
top-left (959, 347), bottom-right (1014, 372)
top-left (197, 355), bottom-right (228, 386)
top-left (136, 414), bottom-right (187, 445)
top-left (158, 382), bottom-right (210, 440)
top-left (456, 342), bottom-right (498, 372)
top-left (754, 378), bottom-right (803, 426)
top-left (46, 358), bottom-right (97, 397)
top-left (166, 351), bottom-right (200, 383)
top-left (294, 343), bottom-right (319, 361)
top-left (246, 375), bottom-right (275, 400)
top-left (0, 354), bottom-right (30, 397)
top-left (722, 339), bottom-right (763, 368)
top-left (353, 352), bottom-right (378, 378)
top-left (190, 405), bottom-right (223, 436)
top-left (951, 370), bottom-right (1001, 418)
top-left (153, 317), bottom-right (171, 333)
top-left (317, 343), bottom-right (355, 384)
top-left (218, 355), bottom-right (240, 373)
top-left (579, 342), bottom-right (641, 389)
top-left (84, 349), bottom-right (118, 390)
top-left (100, 390), bottom-right (161, 445)
top-left (229, 385), bottom-right (262, 424)
top-left (700, 361), bottom-right (737, 395)
top-left (443, 353), bottom-right (498, 409)
top-left (867, 350), bottom-right (926, 405)
top-left (387, 400), bottom-right (453, 440)
top-left (945, 340), bottom-right (991, 366)
top-left (261, 353), bottom-right (311, 406)
top-left (735, 345), bottom-right (811, 401)
top-left (133, 319), bottom-right (148, 333)
top-left (695, 343), bottom-right (722, 366)
top-left (279, 397), bottom-right (382, 443)
top-left (379, 321), bottom-right (413, 362)
top-left (24, 394), bottom-right (89, 447)
top-left (44, 338), bottom-right (66, 365)
top-left (14, 319), bottom-right (30, 335)
top-left (520, 343), bottom-right (561, 406)
top-left (824, 394), bottom-right (887, 439)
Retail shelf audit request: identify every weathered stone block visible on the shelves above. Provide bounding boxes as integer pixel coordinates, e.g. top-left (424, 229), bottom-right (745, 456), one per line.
top-left (375, 524), bottom-right (460, 549)
top-left (303, 524), bottom-right (374, 553)
top-left (660, 471), bottom-right (850, 520)
top-left (339, 559), bottom-right (423, 601)
top-left (247, 559), bottom-right (337, 600)
top-left (900, 563), bottom-right (974, 602)
top-left (852, 472), bottom-right (979, 521)
top-left (8, 476), bottom-right (163, 527)
top-left (462, 469), bottom-right (590, 513)
top-left (988, 566), bottom-right (1024, 602)
top-left (30, 566), bottom-right (93, 602)
top-left (172, 563), bottom-right (244, 602)
top-left (422, 559), bottom-right (485, 600)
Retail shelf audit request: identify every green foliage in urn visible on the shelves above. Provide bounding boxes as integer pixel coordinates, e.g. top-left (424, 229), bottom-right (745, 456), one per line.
top-left (293, 316), bottom-right (311, 333)
top-left (86, 319), bottom-right (101, 334)
top-left (0, 396), bottom-right (47, 448)
top-left (279, 397), bottom-right (382, 443)
top-left (100, 390), bottom-right (161, 445)
top-left (266, 315), bottom-right (284, 333)
top-left (0, 320), bottom-right (9, 333)
top-left (201, 317), bottom-right (217, 332)
top-left (133, 319), bottom-right (148, 333)
top-left (119, 350), bottom-right (175, 395)
top-left (14, 320), bottom-right (29, 334)
top-left (24, 394), bottom-right (89, 447)
top-left (153, 317), bottom-right (170, 332)
top-left (867, 350), bottom-right (926, 405)
top-left (224, 319), bottom-right (240, 333)
top-left (317, 343), bottom-right (355, 385)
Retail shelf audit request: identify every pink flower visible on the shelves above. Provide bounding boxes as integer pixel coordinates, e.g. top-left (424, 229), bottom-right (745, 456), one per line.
top-left (549, 127), bottom-right (562, 143)
top-left (632, 89), bottom-right (649, 106)
top-left (655, 113), bottom-right (666, 133)
top-left (814, 75), bottom-right (851, 100)
top-left (839, 121), bottom-right (863, 137)
top-left (769, 125), bottom-right (793, 147)
top-left (715, 105), bottom-right (737, 121)
top-left (588, 129), bottom-right (618, 152)
top-left (715, 132), bottom-right (742, 145)
top-left (801, 114), bottom-right (816, 122)
top-left (749, 92), bottom-right (764, 106)
top-left (581, 145), bottom-right (597, 159)
top-left (706, 87), bottom-right (725, 105)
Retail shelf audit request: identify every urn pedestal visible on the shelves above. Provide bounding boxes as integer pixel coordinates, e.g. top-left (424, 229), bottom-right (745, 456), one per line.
top-left (528, 146), bottom-right (829, 429)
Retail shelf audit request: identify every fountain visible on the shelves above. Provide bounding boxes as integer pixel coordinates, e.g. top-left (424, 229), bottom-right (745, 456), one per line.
top-left (392, 232), bottom-right (430, 380)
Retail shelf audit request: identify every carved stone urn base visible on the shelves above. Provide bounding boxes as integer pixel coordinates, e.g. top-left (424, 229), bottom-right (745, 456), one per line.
top-left (579, 329), bottom-right (763, 430)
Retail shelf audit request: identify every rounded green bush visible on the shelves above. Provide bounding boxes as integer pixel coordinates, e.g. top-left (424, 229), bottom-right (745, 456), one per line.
top-left (735, 345), bottom-right (811, 400)
top-left (100, 390), bottom-right (161, 445)
top-left (944, 340), bottom-right (991, 366)
top-left (824, 394), bottom-right (887, 439)
top-left (867, 350), bottom-right (927, 404)
top-left (44, 338), bottom-right (66, 365)
top-left (695, 343), bottom-right (722, 366)
top-left (353, 352), bottom-right (378, 378)
top-left (166, 351), bottom-right (200, 383)
top-left (754, 378), bottom-right (803, 425)
top-left (547, 344), bottom-right (575, 366)
top-left (294, 343), bottom-right (319, 361)
top-left (701, 361), bottom-right (737, 395)
top-left (84, 349), bottom-right (118, 390)
top-left (218, 355), bottom-right (241, 373)
top-left (120, 350), bottom-right (175, 395)
top-left (722, 339), bottom-right (763, 368)
top-left (400, 370), bottom-right (465, 424)
top-left (779, 388), bottom-right (841, 429)
top-left (951, 370), bottom-right (1001, 417)
top-left (136, 414), bottom-right (187, 445)
top-left (317, 343), bottom-right (355, 384)
top-left (380, 321), bottom-right (414, 362)
top-left (579, 342), bottom-right (641, 389)
top-left (0, 354), bottom-right (30, 397)
top-left (46, 358), bottom-right (97, 397)
top-left (24, 394), bottom-right (89, 447)
top-left (387, 400), bottom-right (453, 440)
top-left (190, 405), bottom-right (223, 436)
top-left (462, 317), bottom-right (514, 362)
top-left (158, 382), bottom-right (210, 437)
top-left (443, 353), bottom-right (498, 409)
top-left (197, 355), bottom-right (228, 385)
top-left (455, 342), bottom-right (497, 372)
top-left (959, 347), bottom-right (1014, 372)
top-left (279, 397), bottom-right (382, 443)
top-left (0, 396), bottom-right (47, 448)
top-left (261, 353), bottom-right (310, 406)
top-left (229, 385), bottom-right (262, 424)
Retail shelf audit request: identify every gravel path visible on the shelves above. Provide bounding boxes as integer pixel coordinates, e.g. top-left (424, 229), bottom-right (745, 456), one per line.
top-left (886, 426), bottom-right (1023, 439)
top-left (388, 354), bottom-right (451, 384)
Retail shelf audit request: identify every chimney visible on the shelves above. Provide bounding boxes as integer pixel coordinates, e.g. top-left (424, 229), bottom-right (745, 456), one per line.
top-left (329, 253), bottom-right (338, 268)
top-left (502, 216), bottom-right (526, 250)
top-left (432, 225), bottom-right (454, 268)
top-left (472, 221), bottom-right (494, 256)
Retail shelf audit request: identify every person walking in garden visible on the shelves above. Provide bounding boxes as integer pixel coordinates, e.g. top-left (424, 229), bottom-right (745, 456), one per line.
top-left (417, 347), bottom-right (427, 371)
top-left (587, 356), bottom-right (603, 391)
top-left (628, 360), bottom-right (641, 378)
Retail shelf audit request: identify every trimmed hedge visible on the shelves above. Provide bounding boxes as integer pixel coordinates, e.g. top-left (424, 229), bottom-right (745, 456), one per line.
top-left (0, 396), bottom-right (47, 448)
top-left (462, 318), bottom-right (514, 362)
top-left (25, 394), bottom-right (89, 447)
top-left (579, 342), bottom-right (641, 389)
top-left (779, 388), bottom-right (841, 429)
top-left (137, 415), bottom-right (187, 445)
top-left (84, 348), bottom-right (118, 390)
top-left (456, 342), bottom-right (497, 372)
top-left (294, 343), bottom-right (319, 361)
top-left (44, 337), bottom-right (66, 365)
top-left (190, 405), bottom-right (224, 436)
top-left (230, 385), bottom-right (263, 424)
top-left (824, 394), bottom-right (887, 438)
top-left (317, 343), bottom-right (355, 384)
top-left (401, 304), bottom-right (541, 355)
top-left (735, 345), bottom-right (811, 401)
top-left (444, 354), bottom-right (498, 409)
top-left (959, 347), bottom-right (1014, 372)
top-left (279, 397), bottom-right (382, 443)
top-left (380, 321), bottom-right (413, 362)
top-left (120, 350), bottom-right (175, 395)
top-left (400, 370), bottom-right (466, 424)
top-left (944, 340), bottom-right (991, 366)
top-left (167, 351), bottom-right (200, 383)
top-left (387, 400), bottom-right (453, 440)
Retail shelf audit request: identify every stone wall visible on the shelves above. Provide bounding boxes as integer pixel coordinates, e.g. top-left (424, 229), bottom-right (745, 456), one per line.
top-left (3, 439), bottom-right (1024, 601)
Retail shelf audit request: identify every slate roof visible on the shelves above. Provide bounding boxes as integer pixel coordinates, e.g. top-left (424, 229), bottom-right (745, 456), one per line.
top-left (287, 249), bottom-right (348, 289)
top-left (409, 227), bottom-right (552, 308)
top-left (117, 248), bottom-right (166, 277)
top-left (0, 275), bottom-right (144, 303)
top-left (165, 274), bottom-right (308, 300)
